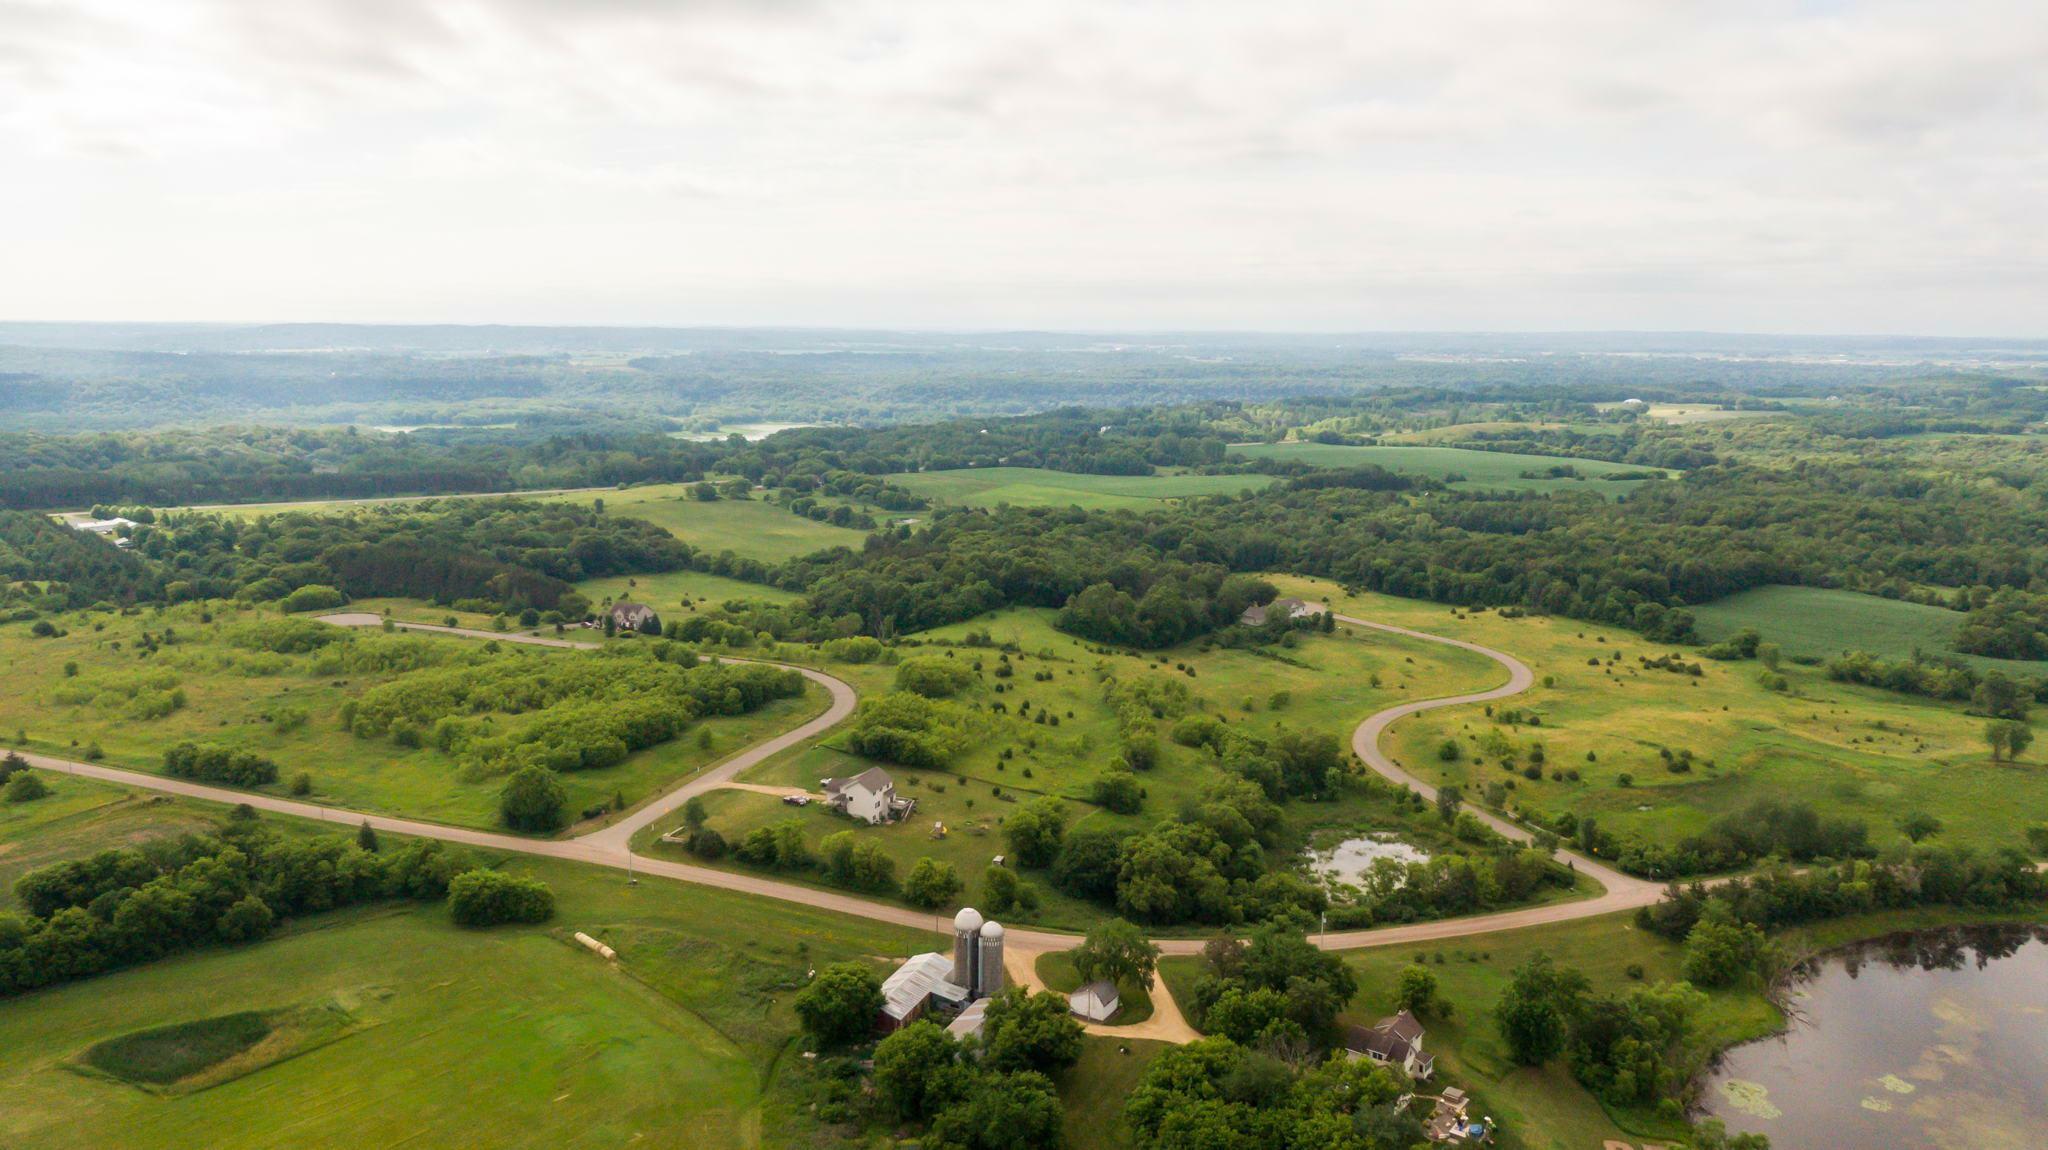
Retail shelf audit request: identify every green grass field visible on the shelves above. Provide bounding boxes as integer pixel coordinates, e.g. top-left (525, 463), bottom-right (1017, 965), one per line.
top-left (1271, 575), bottom-right (2048, 860)
top-left (0, 823), bottom-right (935, 1150)
top-left (1229, 443), bottom-right (1671, 494)
top-left (887, 466), bottom-right (1278, 509)
top-left (1691, 585), bottom-right (2048, 674)
top-left (540, 484), bottom-right (869, 563)
top-left (635, 604), bottom-right (1516, 930)
top-left (0, 601), bottom-right (832, 833)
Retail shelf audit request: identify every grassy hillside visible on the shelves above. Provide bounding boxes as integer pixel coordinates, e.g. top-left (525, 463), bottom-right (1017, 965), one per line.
top-left (1273, 574), bottom-right (2048, 859)
top-left (1230, 443), bottom-right (1670, 494)
top-left (0, 840), bottom-right (932, 1150)
top-left (541, 484), bottom-right (868, 563)
top-left (888, 466), bottom-right (1277, 509)
top-left (1691, 585), bottom-right (2048, 675)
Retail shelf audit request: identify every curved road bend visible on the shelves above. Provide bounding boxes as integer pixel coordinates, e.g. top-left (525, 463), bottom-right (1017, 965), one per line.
top-left (22, 608), bottom-right (1660, 961)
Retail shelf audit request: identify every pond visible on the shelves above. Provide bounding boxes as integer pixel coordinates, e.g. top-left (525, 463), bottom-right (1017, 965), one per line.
top-left (1701, 924), bottom-right (2048, 1150)
top-left (1306, 833), bottom-right (1431, 887)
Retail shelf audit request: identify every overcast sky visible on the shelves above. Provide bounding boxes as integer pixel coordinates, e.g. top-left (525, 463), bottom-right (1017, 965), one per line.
top-left (2, 0), bottom-right (2043, 333)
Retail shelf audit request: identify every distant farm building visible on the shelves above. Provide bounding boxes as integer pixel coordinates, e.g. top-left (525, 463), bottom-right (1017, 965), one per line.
top-left (608, 601), bottom-right (661, 632)
top-left (876, 908), bottom-right (1007, 1035)
top-left (1067, 980), bottom-right (1120, 1023)
top-left (1240, 597), bottom-right (1324, 626)
top-left (821, 766), bottom-right (915, 825)
top-left (1344, 1010), bottom-right (1435, 1080)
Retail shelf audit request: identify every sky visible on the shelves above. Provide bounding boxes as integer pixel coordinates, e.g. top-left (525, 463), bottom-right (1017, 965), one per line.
top-left (2, 0), bottom-right (2044, 334)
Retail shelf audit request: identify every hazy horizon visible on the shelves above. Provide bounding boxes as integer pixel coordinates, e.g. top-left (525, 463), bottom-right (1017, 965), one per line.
top-left (5, 1), bottom-right (2045, 336)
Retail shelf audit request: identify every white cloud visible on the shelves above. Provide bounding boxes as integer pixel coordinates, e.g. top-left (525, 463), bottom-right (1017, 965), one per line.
top-left (0, 0), bottom-right (2043, 332)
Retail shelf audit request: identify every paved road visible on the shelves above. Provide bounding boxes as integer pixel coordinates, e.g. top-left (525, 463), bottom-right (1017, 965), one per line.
top-left (19, 606), bottom-right (1659, 964)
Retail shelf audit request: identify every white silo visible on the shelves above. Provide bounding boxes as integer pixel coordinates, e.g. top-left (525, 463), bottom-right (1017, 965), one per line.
top-left (977, 919), bottom-right (1006, 996)
top-left (952, 907), bottom-right (984, 992)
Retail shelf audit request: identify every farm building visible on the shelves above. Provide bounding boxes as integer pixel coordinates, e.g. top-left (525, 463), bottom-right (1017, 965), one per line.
top-left (1344, 1010), bottom-right (1435, 1080)
top-left (821, 766), bottom-right (915, 825)
top-left (608, 601), bottom-right (661, 632)
top-left (1239, 597), bottom-right (1324, 626)
top-left (1067, 980), bottom-right (1120, 1023)
top-left (875, 908), bottom-right (1006, 1034)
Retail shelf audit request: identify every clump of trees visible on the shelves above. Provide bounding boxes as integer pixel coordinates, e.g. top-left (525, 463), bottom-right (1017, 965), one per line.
top-left (1124, 1037), bottom-right (1420, 1150)
top-left (844, 691), bottom-right (971, 769)
top-left (447, 869), bottom-right (556, 926)
top-left (1495, 952), bottom-right (1709, 1110)
top-left (1182, 916), bottom-right (1360, 1049)
top-left (1, 821), bottom-right (466, 997)
top-left (162, 742), bottom-right (281, 787)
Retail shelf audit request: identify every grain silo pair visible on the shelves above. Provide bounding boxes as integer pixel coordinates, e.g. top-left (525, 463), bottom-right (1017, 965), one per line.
top-left (874, 906), bottom-right (1005, 1035)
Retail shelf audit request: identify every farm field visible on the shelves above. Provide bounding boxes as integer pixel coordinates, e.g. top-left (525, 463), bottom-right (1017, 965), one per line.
top-left (0, 776), bottom-right (225, 911)
top-left (887, 466), bottom-right (1277, 509)
top-left (0, 822), bottom-right (934, 1150)
top-left (638, 604), bottom-right (1514, 930)
top-left (539, 484), bottom-right (868, 563)
top-left (1272, 575), bottom-right (2048, 860)
top-left (0, 601), bottom-right (832, 833)
top-left (1229, 442), bottom-right (1672, 494)
top-left (1690, 585), bottom-right (2048, 675)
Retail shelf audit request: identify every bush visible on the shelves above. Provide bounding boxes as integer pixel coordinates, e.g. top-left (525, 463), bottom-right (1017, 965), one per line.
top-left (499, 766), bottom-right (569, 832)
top-left (903, 857), bottom-right (963, 909)
top-left (1089, 770), bottom-right (1144, 815)
top-left (163, 742), bottom-right (280, 787)
top-left (447, 869), bottom-right (556, 926)
top-left (278, 585), bottom-right (347, 613)
top-left (686, 827), bottom-right (728, 860)
top-left (895, 656), bottom-right (977, 698)
top-left (4, 771), bottom-right (50, 803)
top-left (795, 962), bottom-right (884, 1049)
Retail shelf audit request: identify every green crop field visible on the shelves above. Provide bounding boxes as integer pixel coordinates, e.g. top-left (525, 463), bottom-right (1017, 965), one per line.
top-left (541, 484), bottom-right (869, 563)
top-left (1229, 443), bottom-right (1671, 494)
top-left (1275, 576), bottom-right (2048, 860)
top-left (1691, 585), bottom-right (2048, 675)
top-left (0, 602), bottom-right (831, 833)
top-left (887, 466), bottom-right (1278, 509)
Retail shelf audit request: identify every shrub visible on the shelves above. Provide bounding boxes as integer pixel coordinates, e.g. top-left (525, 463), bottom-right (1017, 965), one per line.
top-left (278, 585), bottom-right (347, 613)
top-left (499, 766), bottom-right (569, 832)
top-left (894, 656), bottom-right (976, 698)
top-left (795, 962), bottom-right (884, 1049)
top-left (1089, 770), bottom-right (1144, 814)
top-left (448, 869), bottom-right (556, 926)
top-left (163, 742), bottom-right (279, 787)
top-left (287, 772), bottom-right (313, 796)
top-left (4, 771), bottom-right (50, 803)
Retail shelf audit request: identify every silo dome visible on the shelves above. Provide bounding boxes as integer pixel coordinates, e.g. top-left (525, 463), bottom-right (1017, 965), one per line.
top-left (953, 907), bottom-right (985, 933)
top-left (979, 920), bottom-right (1004, 940)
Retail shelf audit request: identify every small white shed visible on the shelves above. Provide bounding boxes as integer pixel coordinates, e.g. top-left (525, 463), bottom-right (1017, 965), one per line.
top-left (1068, 980), bottom-right (1120, 1023)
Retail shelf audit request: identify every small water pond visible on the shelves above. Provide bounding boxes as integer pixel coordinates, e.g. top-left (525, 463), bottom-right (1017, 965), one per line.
top-left (1306, 833), bottom-right (1432, 887)
top-left (1701, 924), bottom-right (2048, 1149)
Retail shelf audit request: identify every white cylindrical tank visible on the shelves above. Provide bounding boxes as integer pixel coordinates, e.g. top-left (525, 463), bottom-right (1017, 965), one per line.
top-left (977, 919), bottom-right (1005, 996)
top-left (953, 907), bottom-right (984, 990)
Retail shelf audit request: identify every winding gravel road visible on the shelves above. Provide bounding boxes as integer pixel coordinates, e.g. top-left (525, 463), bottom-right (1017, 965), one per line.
top-left (20, 607), bottom-right (1660, 962)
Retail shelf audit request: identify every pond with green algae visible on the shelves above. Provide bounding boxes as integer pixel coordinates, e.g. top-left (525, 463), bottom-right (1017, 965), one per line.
top-left (1701, 925), bottom-right (2048, 1149)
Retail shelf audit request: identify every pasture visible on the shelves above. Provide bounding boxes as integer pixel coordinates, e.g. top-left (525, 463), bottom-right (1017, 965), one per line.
top-left (887, 466), bottom-right (1277, 509)
top-left (641, 604), bottom-right (1510, 929)
top-left (1271, 575), bottom-right (2048, 860)
top-left (0, 601), bottom-right (831, 832)
top-left (540, 484), bottom-right (868, 563)
top-left (0, 842), bottom-right (935, 1150)
top-left (1229, 443), bottom-right (1671, 494)
top-left (1690, 585), bottom-right (2048, 675)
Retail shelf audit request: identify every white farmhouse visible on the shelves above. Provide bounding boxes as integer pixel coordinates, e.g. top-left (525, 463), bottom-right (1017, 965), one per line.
top-left (820, 766), bottom-right (914, 825)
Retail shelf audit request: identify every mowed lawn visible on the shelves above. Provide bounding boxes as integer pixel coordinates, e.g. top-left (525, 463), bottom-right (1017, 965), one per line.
top-left (540, 484), bottom-right (869, 563)
top-left (887, 466), bottom-right (1278, 509)
top-left (0, 846), bottom-right (934, 1150)
top-left (1691, 585), bottom-right (2048, 675)
top-left (1229, 443), bottom-right (1671, 495)
top-left (1273, 576), bottom-right (2048, 858)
